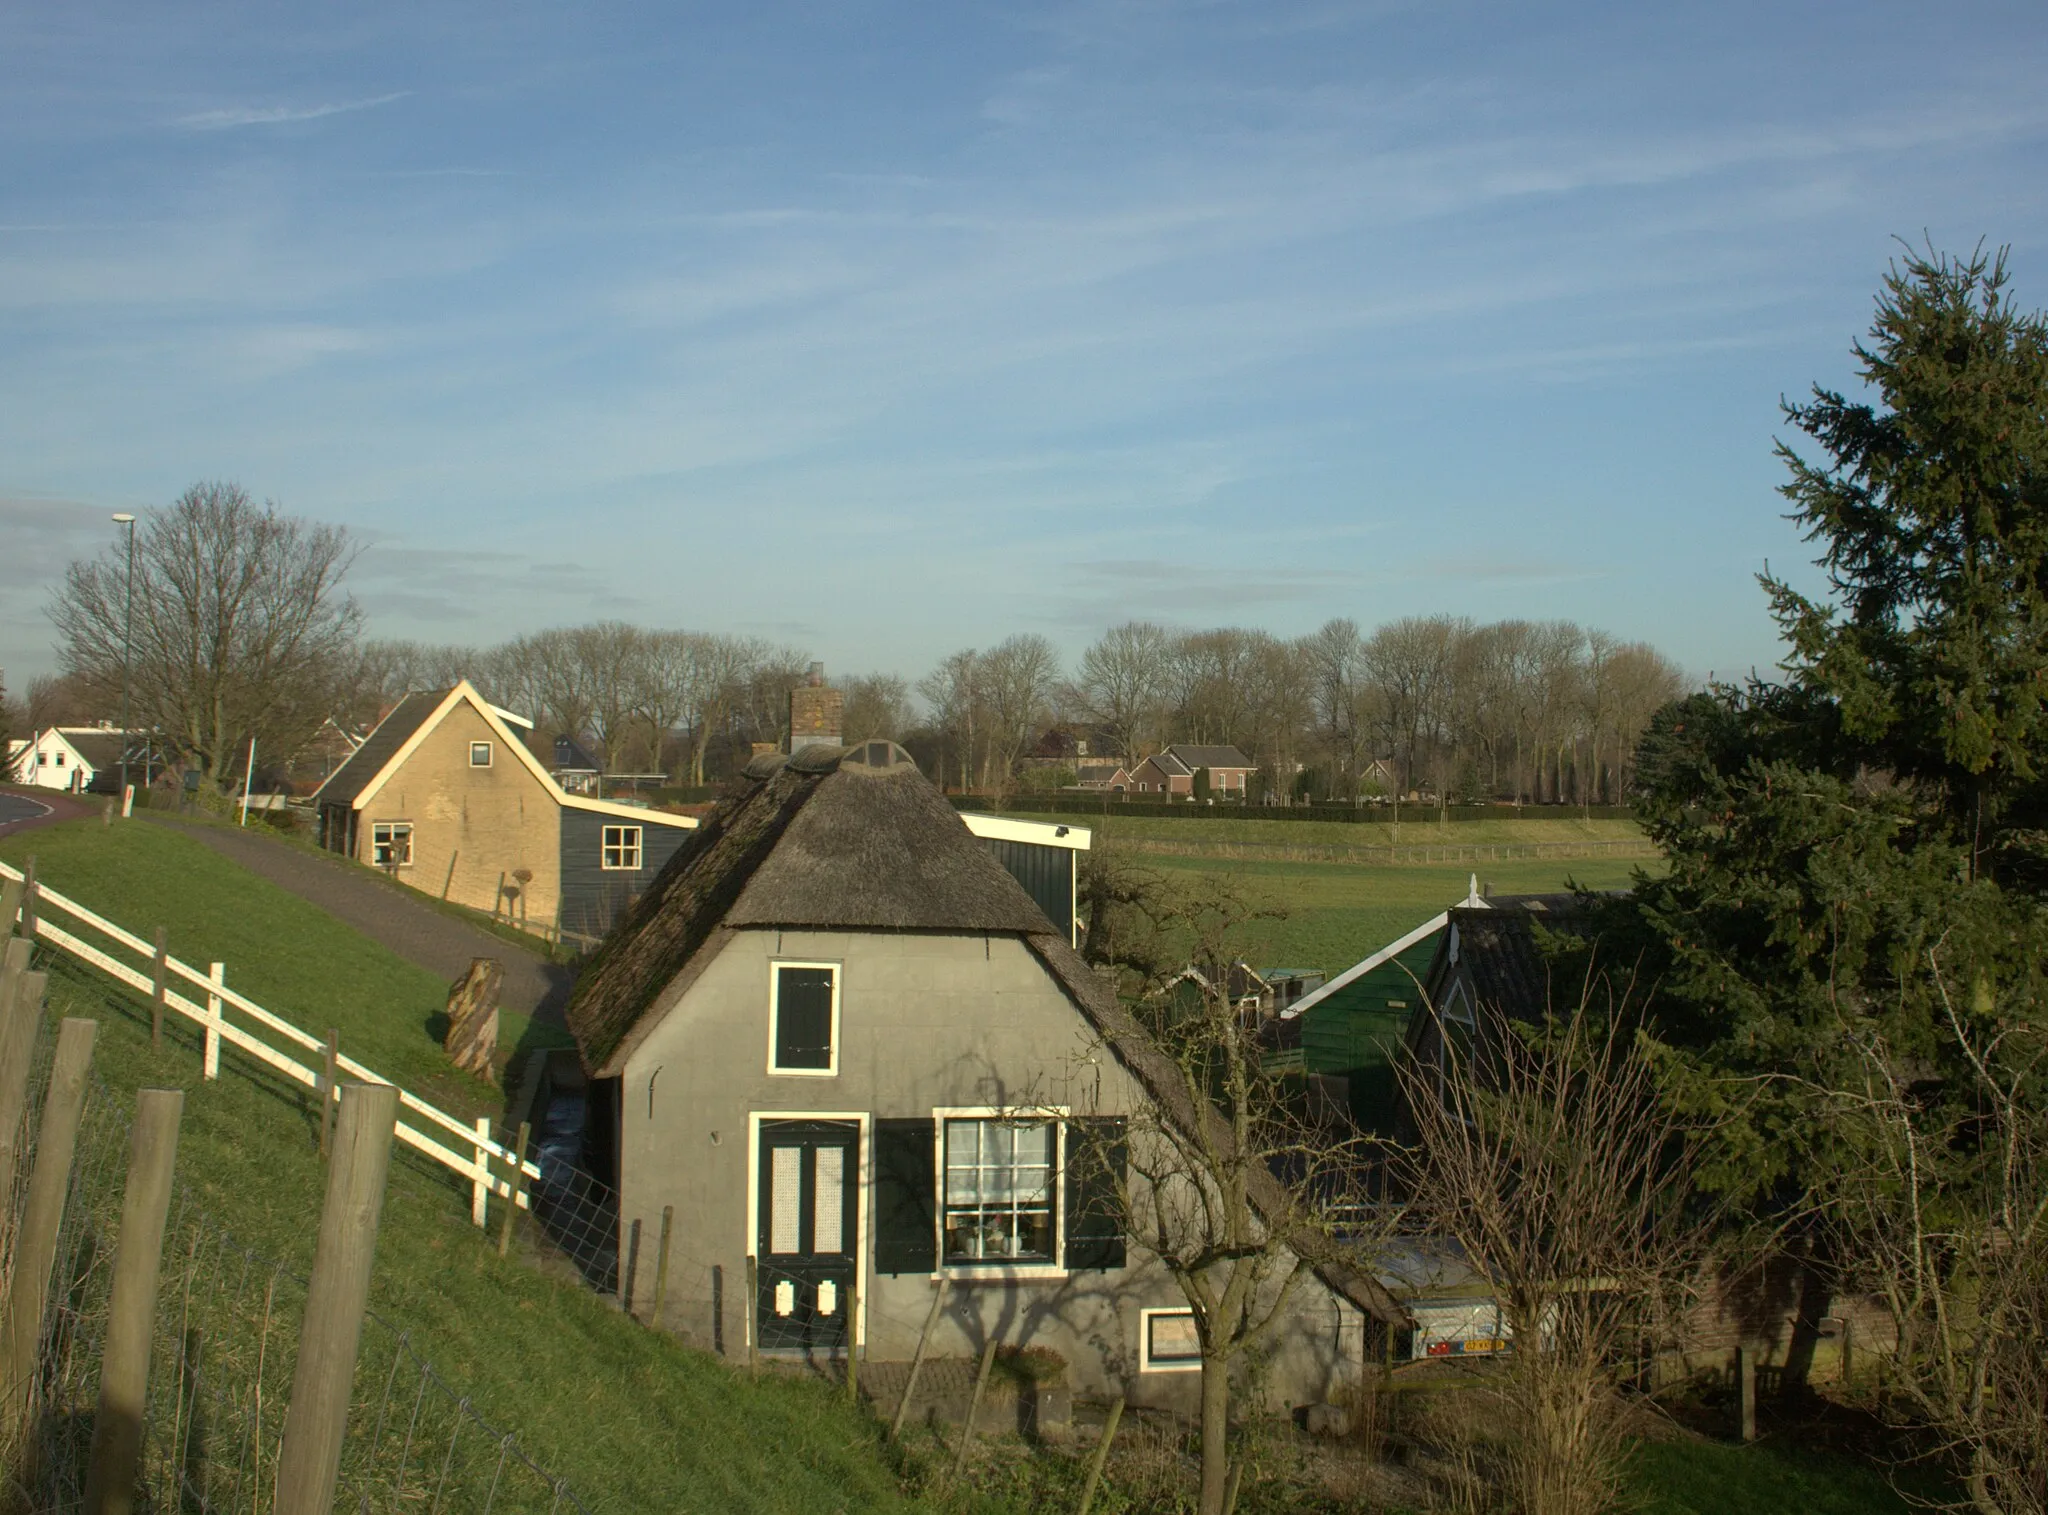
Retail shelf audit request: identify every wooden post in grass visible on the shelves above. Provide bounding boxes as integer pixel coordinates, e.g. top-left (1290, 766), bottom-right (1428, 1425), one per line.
top-left (0, 1017), bottom-right (97, 1436)
top-left (1074, 1394), bottom-right (1125, 1515)
top-left (83, 1088), bottom-right (184, 1515)
top-left (273, 1083), bottom-right (399, 1515)
top-left (950, 1335), bottom-right (1000, 1483)
top-left (19, 855), bottom-right (36, 941)
top-left (499, 1121), bottom-right (530, 1259)
top-left (889, 1277), bottom-right (950, 1441)
top-left (1840, 1319), bottom-right (1854, 1393)
top-left (0, 952), bottom-right (44, 1232)
top-left (319, 1031), bottom-right (339, 1158)
top-left (203, 963), bottom-right (224, 1079)
top-left (1737, 1345), bottom-right (1756, 1442)
top-left (151, 927), bottom-right (168, 1051)
top-left (650, 1204), bottom-right (673, 1318)
top-left (0, 877), bottom-right (22, 933)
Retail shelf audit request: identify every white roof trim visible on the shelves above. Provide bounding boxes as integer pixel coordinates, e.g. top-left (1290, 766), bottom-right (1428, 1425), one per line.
top-left (490, 705), bottom-right (535, 730)
top-left (562, 793), bottom-right (698, 829)
top-left (349, 683), bottom-right (564, 811)
top-left (1280, 893), bottom-right (1495, 1021)
top-left (959, 812), bottom-right (1092, 851)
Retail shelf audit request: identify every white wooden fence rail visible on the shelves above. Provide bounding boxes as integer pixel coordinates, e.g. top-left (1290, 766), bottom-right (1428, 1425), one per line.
top-left (0, 858), bottom-right (539, 1224)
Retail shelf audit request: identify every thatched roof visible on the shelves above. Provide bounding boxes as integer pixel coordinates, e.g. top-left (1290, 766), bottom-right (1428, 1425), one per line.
top-left (566, 742), bottom-right (1049, 1074)
top-left (564, 741), bottom-right (1406, 1327)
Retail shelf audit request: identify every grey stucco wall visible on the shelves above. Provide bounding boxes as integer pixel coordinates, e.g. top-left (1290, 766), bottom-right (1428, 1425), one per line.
top-left (616, 927), bottom-right (1368, 1412)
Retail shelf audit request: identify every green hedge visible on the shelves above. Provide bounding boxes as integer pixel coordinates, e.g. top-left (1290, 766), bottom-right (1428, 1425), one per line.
top-left (948, 795), bottom-right (1637, 824)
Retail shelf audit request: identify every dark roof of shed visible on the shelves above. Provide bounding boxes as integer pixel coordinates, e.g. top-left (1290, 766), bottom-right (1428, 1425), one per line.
top-left (565, 745), bottom-right (1054, 1073)
top-left (59, 730), bottom-right (130, 771)
top-left (1434, 894), bottom-right (1593, 1025)
top-left (311, 690), bottom-right (447, 806)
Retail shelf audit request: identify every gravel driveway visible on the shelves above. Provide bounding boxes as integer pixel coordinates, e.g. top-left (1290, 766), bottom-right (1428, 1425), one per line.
top-left (146, 815), bottom-right (577, 1026)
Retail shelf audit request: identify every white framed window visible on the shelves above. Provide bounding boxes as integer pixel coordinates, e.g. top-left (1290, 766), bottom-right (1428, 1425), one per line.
top-left (601, 824), bottom-right (643, 870)
top-left (54, 751), bottom-right (65, 766)
top-left (1139, 1308), bottom-right (1203, 1372)
top-left (469, 740), bottom-right (493, 767)
top-left (371, 821), bottom-right (413, 868)
top-left (943, 1117), bottom-right (1056, 1265)
top-left (38, 753), bottom-right (48, 766)
top-left (768, 962), bottom-right (840, 1076)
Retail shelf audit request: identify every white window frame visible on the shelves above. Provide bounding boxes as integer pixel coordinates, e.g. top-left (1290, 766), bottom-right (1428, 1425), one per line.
top-left (933, 1106), bottom-right (1070, 1277)
top-left (1139, 1307), bottom-right (1204, 1373)
top-left (469, 740), bottom-right (493, 768)
top-left (767, 960), bottom-right (841, 1077)
top-left (371, 820), bottom-right (414, 868)
top-left (600, 824), bottom-right (643, 871)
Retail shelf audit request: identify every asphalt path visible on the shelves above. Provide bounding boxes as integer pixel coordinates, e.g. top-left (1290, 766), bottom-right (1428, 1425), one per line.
top-left (145, 815), bottom-right (576, 1027)
top-left (0, 788), bottom-right (92, 837)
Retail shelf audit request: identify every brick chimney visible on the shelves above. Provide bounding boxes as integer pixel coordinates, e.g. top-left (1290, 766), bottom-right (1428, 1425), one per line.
top-left (788, 662), bottom-right (843, 753)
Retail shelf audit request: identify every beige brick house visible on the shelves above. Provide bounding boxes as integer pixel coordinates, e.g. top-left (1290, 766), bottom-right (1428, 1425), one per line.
top-left (314, 682), bottom-right (699, 938)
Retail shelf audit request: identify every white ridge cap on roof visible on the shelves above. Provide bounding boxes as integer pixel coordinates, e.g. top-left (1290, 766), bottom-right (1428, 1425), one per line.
top-left (1280, 881), bottom-right (1492, 1022)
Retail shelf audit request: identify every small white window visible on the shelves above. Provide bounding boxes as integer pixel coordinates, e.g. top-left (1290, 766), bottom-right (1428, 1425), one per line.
top-left (944, 1119), bottom-right (1055, 1264)
top-left (54, 752), bottom-right (65, 766)
top-left (470, 741), bottom-right (493, 767)
top-left (1139, 1308), bottom-right (1203, 1372)
top-left (371, 821), bottom-right (413, 867)
top-left (768, 962), bottom-right (839, 1075)
top-left (601, 824), bottom-right (642, 870)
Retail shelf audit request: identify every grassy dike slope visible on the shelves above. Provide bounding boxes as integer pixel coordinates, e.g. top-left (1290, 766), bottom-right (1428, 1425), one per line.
top-left (2, 817), bottom-right (950, 1515)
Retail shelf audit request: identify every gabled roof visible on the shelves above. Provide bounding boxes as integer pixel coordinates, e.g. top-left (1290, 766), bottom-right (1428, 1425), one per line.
top-left (312, 681), bottom-right (696, 830)
top-left (55, 729), bottom-right (129, 773)
top-left (566, 742), bottom-right (1406, 1326)
top-left (1283, 877), bottom-right (1487, 1021)
top-left (1138, 751), bottom-right (1193, 777)
top-left (567, 743), bottom-right (1054, 1074)
top-left (1429, 895), bottom-right (1589, 1026)
top-left (1164, 743), bottom-right (1255, 770)
top-left (312, 691), bottom-right (447, 805)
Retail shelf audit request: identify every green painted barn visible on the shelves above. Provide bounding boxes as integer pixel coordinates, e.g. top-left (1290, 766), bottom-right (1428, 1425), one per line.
top-left (1276, 879), bottom-right (1484, 1134)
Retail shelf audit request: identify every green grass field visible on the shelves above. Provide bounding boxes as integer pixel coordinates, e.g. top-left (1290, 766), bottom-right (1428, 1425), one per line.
top-left (1021, 811), bottom-right (1649, 850)
top-left (1132, 853), bottom-right (1655, 974)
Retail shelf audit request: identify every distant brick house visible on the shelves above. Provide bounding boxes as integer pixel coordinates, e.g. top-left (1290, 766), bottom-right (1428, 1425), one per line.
top-left (1128, 745), bottom-right (1256, 798)
top-left (313, 681), bottom-right (700, 939)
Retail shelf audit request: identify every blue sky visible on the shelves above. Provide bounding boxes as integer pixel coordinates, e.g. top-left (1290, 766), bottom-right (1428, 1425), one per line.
top-left (4, 0), bottom-right (2045, 691)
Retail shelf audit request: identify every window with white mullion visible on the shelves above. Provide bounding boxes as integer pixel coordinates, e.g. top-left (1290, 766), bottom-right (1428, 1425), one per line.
top-left (943, 1119), bottom-right (1055, 1264)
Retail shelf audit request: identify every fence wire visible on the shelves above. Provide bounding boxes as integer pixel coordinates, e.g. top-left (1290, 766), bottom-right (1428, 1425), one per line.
top-left (1, 1016), bottom-right (591, 1515)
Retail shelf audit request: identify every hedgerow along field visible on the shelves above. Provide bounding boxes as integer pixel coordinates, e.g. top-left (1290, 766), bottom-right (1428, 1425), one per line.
top-left (0, 810), bottom-right (1924, 1514)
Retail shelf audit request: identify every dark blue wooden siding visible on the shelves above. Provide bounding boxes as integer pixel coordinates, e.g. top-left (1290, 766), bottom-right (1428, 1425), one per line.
top-left (559, 809), bottom-right (695, 939)
top-left (980, 838), bottom-right (1076, 943)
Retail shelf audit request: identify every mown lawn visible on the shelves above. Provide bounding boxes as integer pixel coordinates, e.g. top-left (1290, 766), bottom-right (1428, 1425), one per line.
top-left (1131, 852), bottom-right (1655, 974)
top-left (1628, 1437), bottom-right (1939, 1515)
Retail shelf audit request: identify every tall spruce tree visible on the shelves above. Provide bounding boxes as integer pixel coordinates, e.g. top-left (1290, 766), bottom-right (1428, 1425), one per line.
top-left (1627, 247), bottom-right (2048, 1228)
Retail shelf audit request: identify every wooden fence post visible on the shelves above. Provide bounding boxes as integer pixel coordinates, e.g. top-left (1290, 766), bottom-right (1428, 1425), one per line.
top-left (1074, 1394), bottom-right (1125, 1515)
top-left (0, 877), bottom-right (22, 934)
top-left (273, 1083), bottom-right (399, 1515)
top-left (0, 956), bottom-right (44, 1240)
top-left (499, 1121), bottom-right (530, 1259)
top-left (203, 963), bottom-right (224, 1079)
top-left (151, 927), bottom-right (168, 1052)
top-left (889, 1277), bottom-right (951, 1441)
top-left (1737, 1345), bottom-right (1757, 1442)
top-left (19, 856), bottom-right (36, 940)
top-left (0, 1017), bottom-right (98, 1435)
top-left (950, 1335), bottom-right (1001, 1482)
top-left (471, 1116), bottom-right (491, 1226)
top-left (82, 1087), bottom-right (184, 1515)
top-left (319, 1031), bottom-right (339, 1158)
top-left (650, 1204), bottom-right (673, 1321)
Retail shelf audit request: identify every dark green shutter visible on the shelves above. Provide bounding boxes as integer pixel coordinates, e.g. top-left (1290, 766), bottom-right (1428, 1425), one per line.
top-left (1063, 1117), bottom-right (1127, 1270)
top-left (873, 1118), bottom-right (937, 1274)
top-left (774, 967), bottom-right (835, 1069)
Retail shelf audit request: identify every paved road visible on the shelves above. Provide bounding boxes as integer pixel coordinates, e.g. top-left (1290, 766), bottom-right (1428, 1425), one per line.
top-left (0, 788), bottom-right (92, 838)
top-left (146, 816), bottom-right (577, 1026)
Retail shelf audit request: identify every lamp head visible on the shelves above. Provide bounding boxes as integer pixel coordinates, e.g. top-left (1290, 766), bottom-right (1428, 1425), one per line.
top-left (111, 512), bottom-right (135, 524)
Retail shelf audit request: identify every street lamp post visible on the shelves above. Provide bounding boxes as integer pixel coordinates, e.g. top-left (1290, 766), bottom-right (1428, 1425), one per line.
top-left (112, 512), bottom-right (136, 807)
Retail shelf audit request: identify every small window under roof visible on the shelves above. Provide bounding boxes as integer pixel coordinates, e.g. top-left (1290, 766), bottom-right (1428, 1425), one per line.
top-left (840, 739), bottom-right (917, 774)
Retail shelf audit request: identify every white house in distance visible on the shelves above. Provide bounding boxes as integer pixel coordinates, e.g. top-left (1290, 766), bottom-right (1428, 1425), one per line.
top-left (7, 727), bottom-right (147, 793)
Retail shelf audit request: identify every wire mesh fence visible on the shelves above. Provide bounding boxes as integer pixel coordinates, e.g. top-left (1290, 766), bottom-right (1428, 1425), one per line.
top-left (0, 1006), bottom-right (592, 1515)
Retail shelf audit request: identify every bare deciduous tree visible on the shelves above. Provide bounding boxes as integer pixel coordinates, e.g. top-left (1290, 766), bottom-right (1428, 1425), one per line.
top-left (1076, 621), bottom-right (1172, 764)
top-left (48, 481), bottom-right (362, 788)
top-left (1395, 992), bottom-right (1720, 1515)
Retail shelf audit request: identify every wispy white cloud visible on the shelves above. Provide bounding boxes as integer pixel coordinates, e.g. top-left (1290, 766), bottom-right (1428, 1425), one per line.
top-left (177, 92), bottom-right (409, 131)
